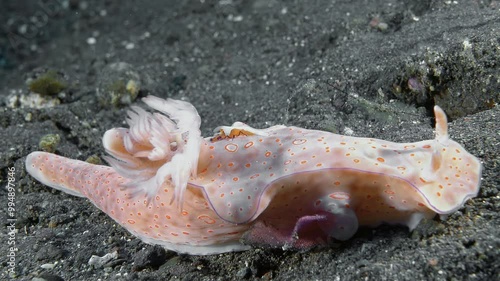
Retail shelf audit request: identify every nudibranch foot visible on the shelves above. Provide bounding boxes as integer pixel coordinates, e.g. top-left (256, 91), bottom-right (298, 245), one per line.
top-left (241, 218), bottom-right (329, 251)
top-left (241, 208), bottom-right (357, 251)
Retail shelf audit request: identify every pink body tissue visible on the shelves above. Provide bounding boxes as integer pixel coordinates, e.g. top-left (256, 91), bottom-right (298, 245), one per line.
top-left (25, 95), bottom-right (482, 255)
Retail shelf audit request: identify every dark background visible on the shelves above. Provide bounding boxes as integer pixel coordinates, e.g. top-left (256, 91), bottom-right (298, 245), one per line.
top-left (0, 1), bottom-right (498, 280)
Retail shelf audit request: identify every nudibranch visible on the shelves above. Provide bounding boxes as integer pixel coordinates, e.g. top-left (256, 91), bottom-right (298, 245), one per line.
top-left (26, 95), bottom-right (482, 255)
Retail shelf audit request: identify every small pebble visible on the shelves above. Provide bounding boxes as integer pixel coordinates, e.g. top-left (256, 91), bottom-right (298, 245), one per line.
top-left (236, 267), bottom-right (252, 278)
top-left (25, 112), bottom-right (33, 121)
top-left (88, 251), bottom-right (118, 268)
top-left (40, 263), bottom-right (56, 269)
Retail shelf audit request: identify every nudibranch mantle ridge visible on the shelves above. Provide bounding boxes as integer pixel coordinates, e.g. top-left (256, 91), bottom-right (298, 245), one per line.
top-left (25, 95), bottom-right (482, 254)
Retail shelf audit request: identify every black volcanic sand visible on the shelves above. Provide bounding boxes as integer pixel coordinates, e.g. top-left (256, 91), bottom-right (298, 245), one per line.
top-left (0, 1), bottom-right (499, 280)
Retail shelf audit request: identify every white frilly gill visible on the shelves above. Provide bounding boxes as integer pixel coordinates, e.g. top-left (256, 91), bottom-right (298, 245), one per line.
top-left (102, 96), bottom-right (202, 210)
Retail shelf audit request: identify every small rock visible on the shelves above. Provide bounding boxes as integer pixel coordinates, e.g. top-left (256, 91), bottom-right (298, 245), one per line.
top-left (96, 62), bottom-right (143, 107)
top-left (39, 134), bottom-right (61, 153)
top-left (40, 263), bottom-right (56, 269)
top-left (6, 93), bottom-right (60, 109)
top-left (35, 244), bottom-right (64, 261)
top-left (34, 273), bottom-right (65, 281)
top-left (85, 154), bottom-right (102, 165)
top-left (125, 42), bottom-right (135, 49)
top-left (25, 112), bottom-right (33, 121)
top-left (411, 218), bottom-right (446, 239)
top-left (161, 256), bottom-right (181, 268)
top-left (87, 37), bottom-right (97, 45)
top-left (236, 267), bottom-right (252, 278)
top-left (132, 245), bottom-right (170, 271)
top-left (28, 70), bottom-right (66, 96)
top-left (88, 251), bottom-right (118, 268)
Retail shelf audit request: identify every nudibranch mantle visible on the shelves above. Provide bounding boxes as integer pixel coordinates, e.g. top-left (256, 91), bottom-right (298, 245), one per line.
top-left (26, 95), bottom-right (482, 255)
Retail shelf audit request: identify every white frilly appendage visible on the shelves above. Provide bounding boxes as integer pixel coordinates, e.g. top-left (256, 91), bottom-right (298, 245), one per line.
top-left (102, 95), bottom-right (202, 210)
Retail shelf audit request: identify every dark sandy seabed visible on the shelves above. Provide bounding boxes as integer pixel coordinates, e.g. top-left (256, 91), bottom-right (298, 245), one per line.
top-left (0, 0), bottom-right (499, 280)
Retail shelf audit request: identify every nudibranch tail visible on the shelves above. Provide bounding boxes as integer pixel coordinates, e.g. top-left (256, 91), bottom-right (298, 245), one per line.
top-left (25, 152), bottom-right (86, 197)
top-left (102, 95), bottom-right (202, 209)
